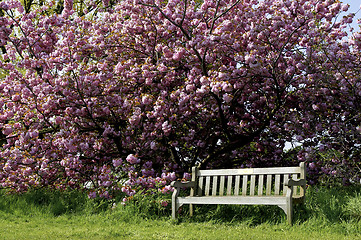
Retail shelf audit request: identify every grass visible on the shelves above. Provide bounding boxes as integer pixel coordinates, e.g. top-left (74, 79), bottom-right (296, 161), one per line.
top-left (0, 186), bottom-right (361, 239)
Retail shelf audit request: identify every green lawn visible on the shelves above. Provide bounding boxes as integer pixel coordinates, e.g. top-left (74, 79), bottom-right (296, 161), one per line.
top-left (0, 213), bottom-right (359, 240)
top-left (0, 186), bottom-right (361, 239)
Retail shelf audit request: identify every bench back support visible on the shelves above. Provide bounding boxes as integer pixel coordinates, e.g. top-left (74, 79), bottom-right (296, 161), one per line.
top-left (190, 162), bottom-right (306, 199)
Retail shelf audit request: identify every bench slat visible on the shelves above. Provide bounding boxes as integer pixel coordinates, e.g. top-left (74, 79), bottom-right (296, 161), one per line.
top-left (212, 176), bottom-right (218, 196)
top-left (197, 167), bottom-right (301, 177)
top-left (219, 176), bottom-right (225, 196)
top-left (242, 175), bottom-right (248, 196)
top-left (235, 175), bottom-right (241, 195)
top-left (250, 175), bottom-right (256, 196)
top-left (266, 174), bottom-right (272, 196)
top-left (227, 176), bottom-right (233, 196)
top-left (283, 174), bottom-right (289, 196)
top-left (258, 175), bottom-right (264, 196)
top-left (300, 163), bottom-right (306, 197)
top-left (198, 176), bottom-right (204, 196)
top-left (275, 174), bottom-right (280, 195)
top-left (292, 174), bottom-right (298, 195)
top-left (205, 176), bottom-right (211, 196)
top-left (177, 195), bottom-right (288, 205)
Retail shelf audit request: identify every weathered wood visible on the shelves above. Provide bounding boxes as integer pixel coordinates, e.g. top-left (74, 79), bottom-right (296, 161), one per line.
top-left (266, 174), bottom-right (272, 196)
top-left (299, 162), bottom-right (306, 202)
top-left (234, 175), bottom-right (241, 195)
top-left (258, 175), bottom-right (264, 196)
top-left (212, 176), bottom-right (218, 196)
top-left (250, 175), bottom-right (256, 196)
top-left (198, 176), bottom-right (204, 196)
top-left (219, 176), bottom-right (225, 196)
top-left (171, 162), bottom-right (306, 225)
top-left (197, 167), bottom-right (302, 177)
top-left (275, 174), bottom-right (281, 195)
top-left (227, 176), bottom-right (233, 196)
top-left (190, 166), bottom-right (197, 197)
top-left (242, 175), bottom-right (248, 196)
top-left (292, 174), bottom-right (298, 195)
top-left (283, 174), bottom-right (289, 196)
top-left (189, 166), bottom-right (197, 217)
top-left (177, 195), bottom-right (288, 205)
top-left (205, 176), bottom-right (211, 196)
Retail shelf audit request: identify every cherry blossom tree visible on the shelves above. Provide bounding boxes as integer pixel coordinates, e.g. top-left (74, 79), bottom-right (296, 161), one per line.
top-left (0, 0), bottom-right (360, 197)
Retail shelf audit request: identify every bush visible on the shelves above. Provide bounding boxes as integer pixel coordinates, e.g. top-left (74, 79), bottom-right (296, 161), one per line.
top-left (0, 188), bottom-right (113, 216)
top-left (118, 188), bottom-right (172, 219)
top-left (344, 193), bottom-right (361, 220)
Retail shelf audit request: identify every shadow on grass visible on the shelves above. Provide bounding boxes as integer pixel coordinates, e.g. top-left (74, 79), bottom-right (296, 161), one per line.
top-left (173, 185), bottom-right (361, 226)
top-left (176, 204), bottom-right (285, 226)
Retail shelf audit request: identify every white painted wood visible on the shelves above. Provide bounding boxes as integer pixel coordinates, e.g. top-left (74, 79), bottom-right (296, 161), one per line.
top-left (283, 174), bottom-right (289, 196)
top-left (275, 175), bottom-right (280, 195)
top-left (212, 176), bottom-right (218, 196)
top-left (258, 175), bottom-right (264, 196)
top-left (250, 175), bottom-right (256, 196)
top-left (266, 174), bottom-right (272, 196)
top-left (197, 167), bottom-right (301, 177)
top-left (299, 162), bottom-right (306, 198)
top-left (205, 176), bottom-right (211, 196)
top-left (171, 163), bottom-right (306, 225)
top-left (227, 176), bottom-right (233, 196)
top-left (219, 176), bottom-right (225, 196)
top-left (189, 166), bottom-right (197, 217)
top-left (234, 175), bottom-right (240, 195)
top-left (198, 176), bottom-right (204, 196)
top-left (292, 174), bottom-right (298, 195)
top-left (190, 167), bottom-right (197, 197)
top-left (177, 196), bottom-right (287, 205)
top-left (242, 175), bottom-right (248, 196)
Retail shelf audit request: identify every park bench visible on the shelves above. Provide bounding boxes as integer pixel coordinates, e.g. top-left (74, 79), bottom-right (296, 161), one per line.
top-left (171, 162), bottom-right (306, 224)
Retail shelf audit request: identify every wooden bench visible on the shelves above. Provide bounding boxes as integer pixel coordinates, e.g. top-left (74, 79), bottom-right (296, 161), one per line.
top-left (171, 162), bottom-right (306, 224)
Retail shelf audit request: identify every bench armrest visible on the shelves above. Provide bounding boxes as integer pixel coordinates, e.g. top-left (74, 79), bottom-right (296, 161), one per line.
top-left (171, 181), bottom-right (196, 201)
top-left (171, 181), bottom-right (196, 188)
top-left (285, 179), bottom-right (306, 187)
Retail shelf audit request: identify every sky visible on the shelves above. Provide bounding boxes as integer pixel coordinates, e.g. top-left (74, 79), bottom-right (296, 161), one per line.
top-left (342, 0), bottom-right (361, 32)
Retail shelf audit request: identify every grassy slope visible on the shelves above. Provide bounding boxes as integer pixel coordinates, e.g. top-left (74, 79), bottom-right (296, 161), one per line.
top-left (0, 186), bottom-right (361, 240)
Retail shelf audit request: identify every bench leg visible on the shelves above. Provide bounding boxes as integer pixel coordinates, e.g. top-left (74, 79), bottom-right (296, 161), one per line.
top-left (279, 201), bottom-right (293, 225)
top-left (286, 198), bottom-right (293, 225)
top-left (189, 204), bottom-right (193, 217)
top-left (172, 200), bottom-right (178, 219)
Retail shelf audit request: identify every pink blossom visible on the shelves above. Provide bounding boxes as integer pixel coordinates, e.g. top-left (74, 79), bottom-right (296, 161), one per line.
top-left (160, 200), bottom-right (168, 207)
top-left (162, 47), bottom-right (173, 59)
top-left (173, 48), bottom-right (185, 61)
top-left (112, 158), bottom-right (123, 167)
top-left (160, 185), bottom-right (173, 194)
top-left (126, 154), bottom-right (140, 164)
top-left (183, 172), bottom-right (191, 181)
top-left (309, 162), bottom-right (316, 170)
top-left (88, 191), bottom-right (97, 199)
top-left (341, 4), bottom-right (349, 12)
top-left (223, 94), bottom-right (232, 103)
top-left (0, 0), bottom-right (359, 198)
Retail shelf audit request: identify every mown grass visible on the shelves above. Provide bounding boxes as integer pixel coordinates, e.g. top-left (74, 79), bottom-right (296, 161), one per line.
top-left (0, 186), bottom-right (361, 239)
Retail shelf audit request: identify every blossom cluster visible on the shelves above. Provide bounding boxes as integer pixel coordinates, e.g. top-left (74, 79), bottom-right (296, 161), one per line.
top-left (0, 0), bottom-right (360, 197)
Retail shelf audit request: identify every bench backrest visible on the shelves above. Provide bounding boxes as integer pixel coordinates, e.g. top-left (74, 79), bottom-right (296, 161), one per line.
top-left (191, 162), bottom-right (306, 198)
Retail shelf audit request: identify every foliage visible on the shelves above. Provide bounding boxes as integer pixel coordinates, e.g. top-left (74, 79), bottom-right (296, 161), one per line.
top-left (0, 0), bottom-right (361, 197)
top-left (119, 187), bottom-right (172, 218)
